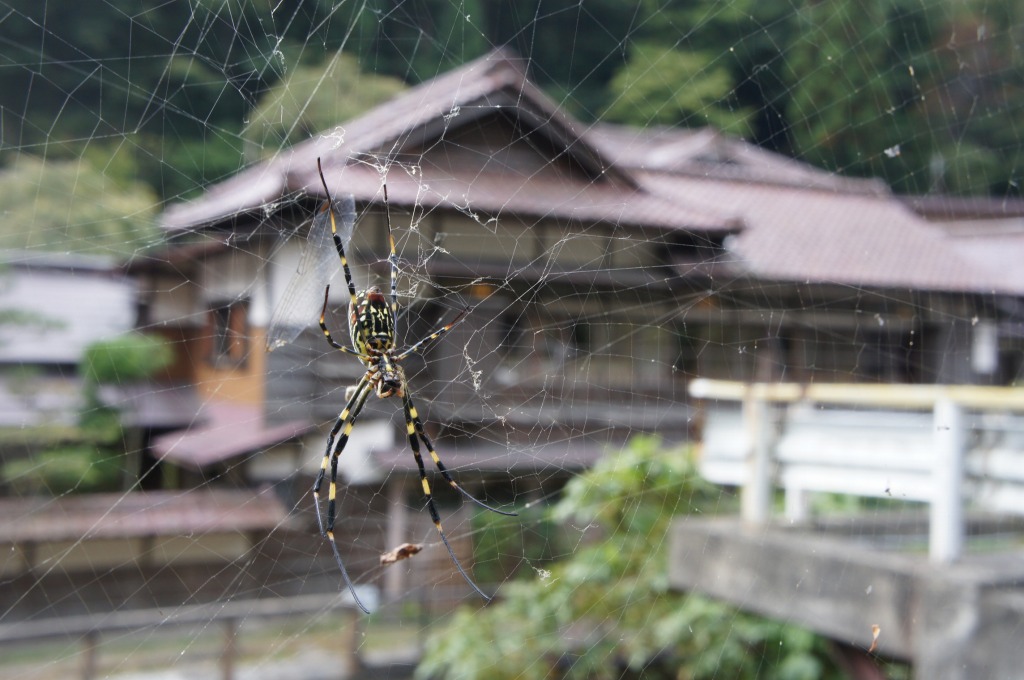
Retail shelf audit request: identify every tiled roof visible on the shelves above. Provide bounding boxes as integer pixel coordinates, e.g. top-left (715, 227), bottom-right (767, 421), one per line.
top-left (902, 194), bottom-right (1024, 221)
top-left (588, 125), bottom-right (1013, 295)
top-left (152, 401), bottom-right (313, 469)
top-left (157, 50), bottom-right (1019, 296)
top-left (588, 124), bottom-right (886, 194)
top-left (161, 49), bottom-right (734, 235)
top-left (288, 157), bottom-right (738, 233)
top-left (902, 195), bottom-right (1024, 294)
top-left (98, 383), bottom-right (202, 429)
top-left (639, 172), bottom-right (996, 293)
top-left (948, 228), bottom-right (1024, 294)
top-left (0, 488), bottom-right (289, 543)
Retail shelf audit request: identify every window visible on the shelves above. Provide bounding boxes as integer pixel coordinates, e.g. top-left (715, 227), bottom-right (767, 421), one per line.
top-left (207, 299), bottom-right (249, 367)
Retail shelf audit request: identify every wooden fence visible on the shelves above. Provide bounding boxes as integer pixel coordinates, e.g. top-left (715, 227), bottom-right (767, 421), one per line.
top-left (0, 593), bottom-right (364, 680)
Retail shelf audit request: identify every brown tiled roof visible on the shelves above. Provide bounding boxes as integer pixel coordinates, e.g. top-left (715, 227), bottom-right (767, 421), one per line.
top-left (98, 383), bottom-right (201, 429)
top-left (587, 125), bottom-right (1012, 294)
top-left (290, 157), bottom-right (738, 233)
top-left (902, 194), bottom-right (1024, 221)
top-left (152, 401), bottom-right (313, 469)
top-left (157, 50), bottom-right (1016, 295)
top-left (639, 171), bottom-right (998, 293)
top-left (902, 195), bottom-right (1024, 293)
top-left (943, 223), bottom-right (1024, 293)
top-left (0, 488), bottom-right (289, 543)
top-left (161, 49), bottom-right (735, 235)
top-left (588, 124), bottom-right (886, 194)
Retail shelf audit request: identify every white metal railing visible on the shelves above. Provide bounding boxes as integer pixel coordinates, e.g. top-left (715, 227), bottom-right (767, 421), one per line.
top-left (689, 379), bottom-right (1024, 562)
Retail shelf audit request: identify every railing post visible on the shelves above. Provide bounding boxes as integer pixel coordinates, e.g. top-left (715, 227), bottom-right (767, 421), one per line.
top-left (741, 389), bottom-right (773, 526)
top-left (80, 630), bottom-right (99, 680)
top-left (338, 608), bottom-right (361, 677)
top-left (931, 398), bottom-right (965, 563)
top-left (220, 618), bottom-right (237, 680)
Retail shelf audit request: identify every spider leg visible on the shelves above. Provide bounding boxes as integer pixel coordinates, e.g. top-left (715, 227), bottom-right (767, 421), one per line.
top-left (318, 158), bottom-right (371, 351)
top-left (402, 397), bottom-right (492, 602)
top-left (396, 306), bottom-right (473, 361)
top-left (313, 370), bottom-right (373, 528)
top-left (312, 369), bottom-right (376, 613)
top-left (404, 393), bottom-right (516, 517)
top-left (317, 159), bottom-right (360, 308)
top-left (383, 184), bottom-right (399, 322)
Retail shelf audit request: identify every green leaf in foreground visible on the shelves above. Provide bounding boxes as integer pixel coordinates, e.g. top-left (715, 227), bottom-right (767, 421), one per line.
top-left (418, 436), bottom-right (852, 680)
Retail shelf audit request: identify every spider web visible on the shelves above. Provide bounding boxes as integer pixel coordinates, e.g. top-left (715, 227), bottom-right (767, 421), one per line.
top-left (0, 1), bottom-right (1022, 679)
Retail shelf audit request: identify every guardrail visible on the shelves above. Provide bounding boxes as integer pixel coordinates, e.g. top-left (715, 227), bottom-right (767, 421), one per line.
top-left (688, 379), bottom-right (1024, 562)
top-left (0, 592), bottom-right (367, 680)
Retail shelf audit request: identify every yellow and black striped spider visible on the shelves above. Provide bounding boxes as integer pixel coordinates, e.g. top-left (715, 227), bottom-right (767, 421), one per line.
top-left (310, 158), bottom-right (516, 613)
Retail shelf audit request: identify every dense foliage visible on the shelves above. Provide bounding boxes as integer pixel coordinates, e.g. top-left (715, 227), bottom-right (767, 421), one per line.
top-left (0, 156), bottom-right (157, 258)
top-left (1, 0), bottom-right (1020, 227)
top-left (81, 332), bottom-right (175, 386)
top-left (242, 55), bottom-right (406, 161)
top-left (417, 437), bottom-right (859, 680)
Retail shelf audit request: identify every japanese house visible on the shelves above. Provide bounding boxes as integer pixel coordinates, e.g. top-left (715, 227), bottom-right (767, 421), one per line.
top-left (130, 49), bottom-right (1022, 600)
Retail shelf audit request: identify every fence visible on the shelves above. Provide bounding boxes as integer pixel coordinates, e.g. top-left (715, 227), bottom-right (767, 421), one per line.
top-left (0, 593), bottom-right (364, 680)
top-left (689, 379), bottom-right (1024, 562)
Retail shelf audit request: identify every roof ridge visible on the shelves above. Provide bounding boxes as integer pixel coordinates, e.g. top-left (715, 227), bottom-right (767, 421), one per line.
top-left (162, 52), bottom-right (729, 234)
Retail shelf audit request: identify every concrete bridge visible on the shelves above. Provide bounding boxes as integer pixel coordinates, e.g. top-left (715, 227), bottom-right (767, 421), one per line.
top-left (670, 380), bottom-right (1024, 680)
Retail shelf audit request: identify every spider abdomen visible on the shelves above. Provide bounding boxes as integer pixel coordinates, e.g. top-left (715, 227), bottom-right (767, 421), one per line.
top-left (349, 286), bottom-right (395, 355)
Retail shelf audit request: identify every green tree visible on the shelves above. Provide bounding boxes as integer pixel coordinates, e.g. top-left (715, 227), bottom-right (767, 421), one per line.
top-left (603, 42), bottom-right (755, 135)
top-left (242, 54), bottom-right (407, 161)
top-left (0, 0), bottom-right (332, 198)
top-left (79, 332), bottom-right (174, 446)
top-left (598, 0), bottom-right (1023, 196)
top-left (81, 332), bottom-right (175, 387)
top-left (478, 0), bottom-right (640, 117)
top-left (0, 155), bottom-right (157, 258)
top-left (364, 0), bottom-right (490, 82)
top-left (783, 0), bottom-right (901, 175)
top-left (601, 0), bottom-right (781, 140)
top-left (907, 1), bottom-right (1024, 194)
top-left (417, 437), bottom-right (851, 680)
top-left (4, 0), bottom-right (1020, 199)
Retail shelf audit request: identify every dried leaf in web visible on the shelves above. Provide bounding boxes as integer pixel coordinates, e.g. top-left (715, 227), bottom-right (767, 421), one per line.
top-left (380, 542), bottom-right (423, 566)
top-left (266, 193), bottom-right (355, 351)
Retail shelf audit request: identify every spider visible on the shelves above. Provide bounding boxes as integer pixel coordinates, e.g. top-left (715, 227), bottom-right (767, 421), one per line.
top-left (310, 158), bottom-right (516, 613)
